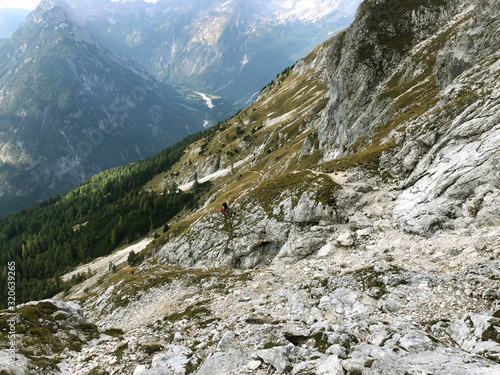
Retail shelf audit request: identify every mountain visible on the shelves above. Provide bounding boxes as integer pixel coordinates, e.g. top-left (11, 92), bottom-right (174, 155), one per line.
top-left (1, 0), bottom-right (500, 373)
top-left (0, 0), bottom-right (206, 216)
top-left (0, 8), bottom-right (30, 39)
top-left (62, 0), bottom-right (361, 120)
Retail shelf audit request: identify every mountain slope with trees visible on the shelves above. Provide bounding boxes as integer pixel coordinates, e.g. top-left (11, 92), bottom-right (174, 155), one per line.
top-left (0, 0), bottom-right (206, 216)
top-left (0, 129), bottom-right (214, 307)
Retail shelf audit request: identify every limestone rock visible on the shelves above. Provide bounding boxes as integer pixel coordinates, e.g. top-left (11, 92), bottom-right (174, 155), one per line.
top-left (195, 350), bottom-right (250, 375)
top-left (447, 313), bottom-right (500, 359)
top-left (336, 230), bottom-right (354, 247)
top-left (349, 213), bottom-right (372, 231)
top-left (316, 355), bottom-right (344, 375)
top-left (132, 346), bottom-right (193, 375)
top-left (318, 243), bottom-right (335, 257)
top-left (0, 351), bottom-right (29, 375)
top-left (254, 345), bottom-right (292, 373)
top-left (286, 192), bottom-right (337, 224)
top-left (246, 360), bottom-right (261, 370)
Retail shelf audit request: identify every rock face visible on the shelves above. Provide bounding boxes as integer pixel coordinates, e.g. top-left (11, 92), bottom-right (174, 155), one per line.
top-left (393, 52), bottom-right (500, 233)
top-left (0, 299), bottom-right (100, 374)
top-left (158, 171), bottom-right (341, 269)
top-left (16, 168), bottom-right (492, 374)
top-left (21, 220), bottom-right (499, 374)
top-left (316, 0), bottom-right (467, 158)
top-left (307, 0), bottom-right (500, 237)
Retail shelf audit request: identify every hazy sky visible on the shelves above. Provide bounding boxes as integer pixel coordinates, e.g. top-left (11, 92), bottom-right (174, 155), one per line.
top-left (0, 0), bottom-right (40, 10)
top-left (0, 0), bottom-right (161, 10)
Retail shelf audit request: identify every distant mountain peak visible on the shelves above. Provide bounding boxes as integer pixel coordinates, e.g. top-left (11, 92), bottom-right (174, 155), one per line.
top-left (30, 0), bottom-right (73, 23)
top-left (60, 0), bottom-right (361, 118)
top-left (37, 0), bottom-right (69, 9)
top-left (0, 0), bottom-right (206, 215)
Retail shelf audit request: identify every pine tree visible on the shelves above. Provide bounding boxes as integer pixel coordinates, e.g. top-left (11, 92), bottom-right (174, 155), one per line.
top-left (111, 228), bottom-right (118, 247)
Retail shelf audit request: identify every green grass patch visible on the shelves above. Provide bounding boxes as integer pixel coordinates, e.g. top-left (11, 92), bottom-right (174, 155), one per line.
top-left (113, 343), bottom-right (128, 361)
top-left (319, 141), bottom-right (395, 173)
top-left (163, 304), bottom-right (209, 323)
top-left (103, 328), bottom-right (124, 337)
top-left (141, 343), bottom-right (164, 355)
top-left (245, 170), bottom-right (341, 215)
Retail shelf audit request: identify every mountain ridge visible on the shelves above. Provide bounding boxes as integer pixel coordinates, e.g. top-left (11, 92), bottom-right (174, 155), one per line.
top-left (62, 0), bottom-right (361, 118)
top-left (0, 0), bottom-right (206, 216)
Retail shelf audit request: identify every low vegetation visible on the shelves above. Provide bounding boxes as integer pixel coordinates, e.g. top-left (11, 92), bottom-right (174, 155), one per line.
top-left (245, 170), bottom-right (341, 215)
top-left (0, 301), bottom-right (99, 371)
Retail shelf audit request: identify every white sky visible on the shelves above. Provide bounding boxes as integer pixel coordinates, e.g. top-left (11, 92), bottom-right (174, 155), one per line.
top-left (0, 0), bottom-right (160, 10)
top-left (0, 0), bottom-right (41, 10)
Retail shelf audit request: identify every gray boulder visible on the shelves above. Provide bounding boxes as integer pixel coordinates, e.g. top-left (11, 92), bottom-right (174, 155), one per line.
top-left (254, 345), bottom-right (293, 373)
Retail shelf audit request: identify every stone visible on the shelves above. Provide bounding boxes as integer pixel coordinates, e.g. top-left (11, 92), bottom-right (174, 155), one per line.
top-left (133, 365), bottom-right (147, 375)
top-left (378, 299), bottom-right (403, 313)
top-left (246, 360), bottom-right (262, 370)
top-left (483, 288), bottom-right (499, 301)
top-left (398, 332), bottom-right (434, 353)
top-left (326, 344), bottom-right (347, 358)
top-left (318, 243), bottom-right (334, 257)
top-left (254, 346), bottom-right (292, 373)
top-left (133, 346), bottom-right (192, 375)
top-left (291, 360), bottom-right (319, 375)
top-left (0, 351), bottom-right (29, 375)
top-left (196, 350), bottom-right (250, 375)
top-left (349, 213), bottom-right (372, 231)
top-left (289, 193), bottom-right (337, 223)
top-left (356, 228), bottom-right (372, 237)
top-left (316, 355), bottom-right (344, 375)
top-left (217, 331), bottom-right (238, 352)
top-left (174, 332), bottom-right (183, 342)
top-left (337, 231), bottom-right (354, 247)
top-left (355, 184), bottom-right (374, 193)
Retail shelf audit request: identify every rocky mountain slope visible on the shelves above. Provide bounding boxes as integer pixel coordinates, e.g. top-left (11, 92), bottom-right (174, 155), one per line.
top-left (0, 0), bottom-right (206, 215)
top-left (1, 0), bottom-right (500, 373)
top-left (62, 0), bottom-right (361, 119)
